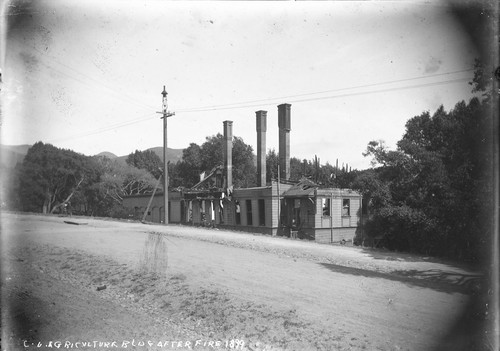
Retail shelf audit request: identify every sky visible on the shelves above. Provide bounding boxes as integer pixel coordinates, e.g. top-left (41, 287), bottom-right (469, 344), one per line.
top-left (1, 0), bottom-right (482, 170)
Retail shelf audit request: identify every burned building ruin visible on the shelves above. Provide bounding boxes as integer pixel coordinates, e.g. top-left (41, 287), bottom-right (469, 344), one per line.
top-left (122, 104), bottom-right (363, 244)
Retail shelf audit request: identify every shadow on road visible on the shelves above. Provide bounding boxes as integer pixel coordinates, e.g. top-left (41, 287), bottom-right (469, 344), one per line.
top-left (319, 262), bottom-right (482, 294)
top-left (359, 247), bottom-right (480, 270)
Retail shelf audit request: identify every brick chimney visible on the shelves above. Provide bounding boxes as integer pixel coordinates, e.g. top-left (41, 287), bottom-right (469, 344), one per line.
top-left (256, 110), bottom-right (267, 187)
top-left (223, 120), bottom-right (233, 190)
top-left (278, 103), bottom-right (291, 180)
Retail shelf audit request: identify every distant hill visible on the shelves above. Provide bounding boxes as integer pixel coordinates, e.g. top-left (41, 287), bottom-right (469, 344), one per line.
top-left (149, 146), bottom-right (184, 164)
top-left (1, 143), bottom-right (187, 171)
top-left (116, 147), bottom-right (184, 164)
top-left (0, 144), bottom-right (31, 168)
top-left (95, 151), bottom-right (118, 159)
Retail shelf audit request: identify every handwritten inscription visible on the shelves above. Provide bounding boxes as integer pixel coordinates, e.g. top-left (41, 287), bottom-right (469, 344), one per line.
top-left (23, 339), bottom-right (245, 350)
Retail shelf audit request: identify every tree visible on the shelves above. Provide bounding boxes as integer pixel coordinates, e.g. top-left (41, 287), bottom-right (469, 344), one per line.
top-left (15, 144), bottom-right (159, 216)
top-left (199, 134), bottom-right (224, 174)
top-left (265, 149), bottom-right (279, 183)
top-left (351, 169), bottom-right (391, 212)
top-left (126, 149), bottom-right (163, 179)
top-left (18, 142), bottom-right (90, 213)
top-left (85, 156), bottom-right (158, 216)
top-left (266, 151), bottom-right (356, 188)
top-left (98, 156), bottom-right (157, 197)
top-left (176, 143), bottom-right (203, 187)
top-left (230, 136), bottom-right (256, 188)
top-left (290, 157), bottom-right (317, 181)
top-left (176, 134), bottom-right (256, 188)
top-left (361, 94), bottom-right (493, 259)
top-left (167, 161), bottom-right (183, 189)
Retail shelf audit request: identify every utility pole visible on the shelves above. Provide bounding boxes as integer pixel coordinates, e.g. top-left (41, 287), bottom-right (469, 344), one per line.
top-left (277, 163), bottom-right (280, 237)
top-left (158, 86), bottom-right (175, 224)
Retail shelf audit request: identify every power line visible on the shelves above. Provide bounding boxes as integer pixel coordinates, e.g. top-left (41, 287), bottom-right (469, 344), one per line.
top-left (177, 76), bottom-right (471, 113)
top-left (32, 46), bottom-right (158, 112)
top-left (292, 77), bottom-right (470, 103)
top-left (34, 44), bottom-right (471, 115)
top-left (37, 59), bottom-right (156, 114)
top-left (47, 75), bottom-right (472, 143)
top-left (47, 112), bottom-right (157, 143)
top-left (176, 69), bottom-right (473, 113)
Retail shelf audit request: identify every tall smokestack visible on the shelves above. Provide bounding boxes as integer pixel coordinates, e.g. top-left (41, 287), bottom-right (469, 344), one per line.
top-left (278, 103), bottom-right (291, 180)
top-left (256, 110), bottom-right (267, 187)
top-left (223, 120), bottom-right (233, 190)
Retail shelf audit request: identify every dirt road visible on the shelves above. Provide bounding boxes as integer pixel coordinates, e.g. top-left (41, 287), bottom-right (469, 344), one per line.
top-left (1, 212), bottom-right (482, 351)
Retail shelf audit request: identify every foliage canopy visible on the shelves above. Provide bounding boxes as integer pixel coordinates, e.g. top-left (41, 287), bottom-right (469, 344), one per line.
top-left (358, 96), bottom-right (493, 260)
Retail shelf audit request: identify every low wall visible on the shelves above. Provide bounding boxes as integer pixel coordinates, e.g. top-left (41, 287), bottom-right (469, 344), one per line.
top-left (313, 227), bottom-right (357, 244)
top-left (219, 224), bottom-right (276, 236)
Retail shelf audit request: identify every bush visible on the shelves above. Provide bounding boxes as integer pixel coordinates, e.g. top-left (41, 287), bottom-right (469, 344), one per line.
top-left (109, 204), bottom-right (131, 219)
top-left (364, 205), bottom-right (440, 254)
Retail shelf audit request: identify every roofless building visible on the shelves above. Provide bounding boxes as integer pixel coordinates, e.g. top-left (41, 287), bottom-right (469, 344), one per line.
top-left (122, 104), bottom-right (363, 244)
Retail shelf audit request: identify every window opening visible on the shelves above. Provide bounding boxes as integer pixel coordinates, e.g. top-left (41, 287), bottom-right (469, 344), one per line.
top-left (246, 199), bottom-right (253, 226)
top-left (258, 199), bottom-right (265, 226)
top-left (343, 199), bottom-right (350, 216)
top-left (322, 198), bottom-right (331, 216)
top-left (235, 200), bottom-right (241, 225)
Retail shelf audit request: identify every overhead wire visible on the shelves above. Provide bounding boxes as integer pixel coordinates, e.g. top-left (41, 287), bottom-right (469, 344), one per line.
top-left (176, 76), bottom-right (472, 113)
top-left (30, 48), bottom-right (473, 142)
top-left (32, 44), bottom-right (472, 115)
top-left (175, 69), bottom-right (473, 112)
top-left (31, 45), bottom-right (158, 112)
top-left (29, 43), bottom-right (473, 112)
top-left (46, 112), bottom-right (158, 143)
top-left (45, 73), bottom-right (472, 143)
top-left (289, 77), bottom-right (470, 104)
top-left (36, 59), bottom-right (158, 114)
